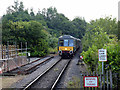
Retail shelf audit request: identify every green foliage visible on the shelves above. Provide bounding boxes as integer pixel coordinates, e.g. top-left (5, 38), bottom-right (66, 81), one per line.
top-left (81, 17), bottom-right (119, 73)
top-left (81, 45), bottom-right (98, 71)
top-left (103, 41), bottom-right (120, 72)
top-left (82, 26), bottom-right (110, 51)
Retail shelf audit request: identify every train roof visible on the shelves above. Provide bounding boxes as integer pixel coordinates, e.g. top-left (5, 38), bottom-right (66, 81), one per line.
top-left (77, 39), bottom-right (81, 41)
top-left (59, 35), bottom-right (80, 41)
top-left (59, 35), bottom-right (75, 39)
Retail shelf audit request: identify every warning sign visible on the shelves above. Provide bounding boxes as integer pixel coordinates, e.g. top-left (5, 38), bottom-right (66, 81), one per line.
top-left (84, 76), bottom-right (98, 87)
top-left (98, 49), bottom-right (107, 62)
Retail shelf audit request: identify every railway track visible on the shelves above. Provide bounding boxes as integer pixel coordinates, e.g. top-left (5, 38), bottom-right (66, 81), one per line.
top-left (23, 58), bottom-right (71, 89)
top-left (5, 56), bottom-right (54, 75)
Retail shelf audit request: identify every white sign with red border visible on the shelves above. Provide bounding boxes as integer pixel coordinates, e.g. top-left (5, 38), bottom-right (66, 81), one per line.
top-left (98, 49), bottom-right (107, 62)
top-left (84, 76), bottom-right (99, 87)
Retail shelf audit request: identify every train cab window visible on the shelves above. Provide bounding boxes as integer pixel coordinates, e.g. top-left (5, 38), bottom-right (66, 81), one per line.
top-left (59, 40), bottom-right (64, 46)
top-left (64, 40), bottom-right (68, 46)
top-left (69, 40), bottom-right (74, 46)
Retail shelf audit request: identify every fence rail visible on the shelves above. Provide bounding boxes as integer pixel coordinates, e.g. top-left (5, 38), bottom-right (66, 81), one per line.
top-left (0, 42), bottom-right (29, 73)
top-left (0, 44), bottom-right (27, 59)
top-left (80, 67), bottom-right (120, 89)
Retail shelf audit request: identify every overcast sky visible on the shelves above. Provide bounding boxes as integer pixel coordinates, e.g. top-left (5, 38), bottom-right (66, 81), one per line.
top-left (0, 0), bottom-right (119, 22)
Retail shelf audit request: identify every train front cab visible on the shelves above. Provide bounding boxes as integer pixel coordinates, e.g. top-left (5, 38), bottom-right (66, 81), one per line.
top-left (58, 38), bottom-right (75, 58)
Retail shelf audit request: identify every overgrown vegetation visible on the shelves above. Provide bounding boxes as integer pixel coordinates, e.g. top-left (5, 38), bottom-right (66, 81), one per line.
top-left (81, 17), bottom-right (120, 73)
top-left (2, 1), bottom-right (86, 56)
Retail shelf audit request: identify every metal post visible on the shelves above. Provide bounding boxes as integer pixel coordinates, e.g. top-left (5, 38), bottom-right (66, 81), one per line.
top-left (21, 42), bottom-right (22, 54)
top-left (7, 41), bottom-right (9, 59)
top-left (102, 62), bottom-right (104, 74)
top-left (100, 68), bottom-right (102, 90)
top-left (7, 41), bottom-right (9, 71)
top-left (102, 61), bottom-right (105, 89)
top-left (15, 42), bottom-right (17, 57)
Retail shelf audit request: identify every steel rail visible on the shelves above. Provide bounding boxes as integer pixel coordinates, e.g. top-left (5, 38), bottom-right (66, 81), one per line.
top-left (9, 56), bottom-right (53, 75)
top-left (23, 58), bottom-right (62, 90)
top-left (51, 59), bottom-right (71, 90)
top-left (24, 56), bottom-right (54, 74)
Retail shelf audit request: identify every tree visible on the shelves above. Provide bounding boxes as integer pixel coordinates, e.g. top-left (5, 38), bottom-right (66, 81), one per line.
top-left (82, 17), bottom-right (118, 51)
top-left (72, 17), bottom-right (87, 39)
top-left (18, 1), bottom-right (24, 12)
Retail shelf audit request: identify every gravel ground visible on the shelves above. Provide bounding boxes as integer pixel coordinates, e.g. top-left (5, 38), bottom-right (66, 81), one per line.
top-left (56, 48), bottom-right (88, 88)
top-left (10, 56), bottom-right (61, 88)
top-left (1, 56), bottom-right (56, 89)
top-left (1, 75), bottom-right (27, 88)
top-left (31, 59), bottom-right (69, 88)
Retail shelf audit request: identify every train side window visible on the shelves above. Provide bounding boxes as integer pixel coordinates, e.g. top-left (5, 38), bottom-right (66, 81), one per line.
top-left (64, 40), bottom-right (68, 46)
top-left (59, 40), bottom-right (64, 46)
top-left (69, 40), bottom-right (73, 46)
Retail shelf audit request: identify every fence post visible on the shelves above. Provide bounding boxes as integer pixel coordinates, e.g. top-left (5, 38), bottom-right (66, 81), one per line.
top-left (80, 71), bottom-right (83, 89)
top-left (106, 70), bottom-right (109, 90)
top-left (7, 41), bottom-right (9, 71)
top-left (116, 73), bottom-right (119, 89)
top-left (109, 65), bottom-right (112, 90)
top-left (93, 71), bottom-right (95, 90)
top-left (96, 71), bottom-right (98, 90)
top-left (21, 42), bottom-right (22, 54)
top-left (15, 42), bottom-right (17, 57)
top-left (117, 73), bottom-right (120, 89)
top-left (1, 45), bottom-right (3, 59)
top-left (86, 72), bottom-right (89, 90)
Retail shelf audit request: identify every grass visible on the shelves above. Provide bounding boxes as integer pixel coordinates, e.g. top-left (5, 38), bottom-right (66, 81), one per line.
top-left (54, 68), bottom-right (59, 71)
top-left (18, 52), bottom-right (26, 56)
top-left (67, 76), bottom-right (81, 88)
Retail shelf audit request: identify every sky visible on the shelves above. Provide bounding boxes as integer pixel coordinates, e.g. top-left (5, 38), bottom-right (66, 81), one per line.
top-left (0, 0), bottom-right (119, 22)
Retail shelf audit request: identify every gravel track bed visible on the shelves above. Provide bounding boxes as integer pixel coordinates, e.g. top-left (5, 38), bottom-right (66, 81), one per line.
top-left (31, 59), bottom-right (69, 88)
top-left (56, 48), bottom-right (88, 88)
top-left (10, 56), bottom-right (51, 74)
top-left (10, 56), bottom-right (61, 88)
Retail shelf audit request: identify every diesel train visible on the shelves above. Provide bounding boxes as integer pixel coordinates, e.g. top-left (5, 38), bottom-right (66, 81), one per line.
top-left (58, 35), bottom-right (81, 58)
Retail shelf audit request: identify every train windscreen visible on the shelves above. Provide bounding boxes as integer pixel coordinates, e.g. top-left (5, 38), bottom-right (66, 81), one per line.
top-left (59, 39), bottom-right (74, 46)
top-left (64, 40), bottom-right (68, 46)
top-left (69, 40), bottom-right (73, 46)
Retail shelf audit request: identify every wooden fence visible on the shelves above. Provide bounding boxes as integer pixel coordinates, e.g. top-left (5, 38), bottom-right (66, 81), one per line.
top-left (80, 66), bottom-right (120, 89)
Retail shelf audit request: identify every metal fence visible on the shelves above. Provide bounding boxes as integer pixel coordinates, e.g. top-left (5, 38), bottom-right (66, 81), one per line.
top-left (0, 42), bottom-right (28, 59)
top-left (0, 42), bottom-right (28, 73)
